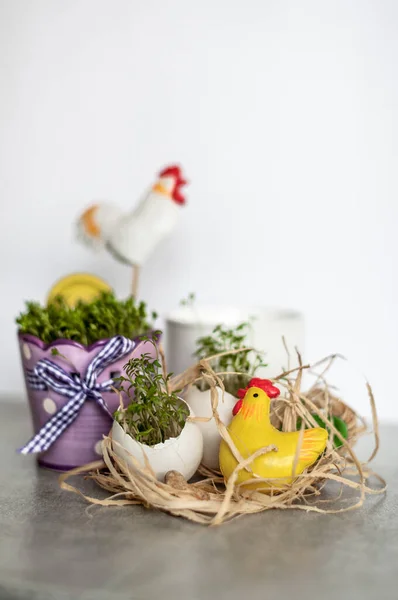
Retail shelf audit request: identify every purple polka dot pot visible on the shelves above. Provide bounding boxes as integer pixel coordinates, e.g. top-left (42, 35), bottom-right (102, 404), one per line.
top-left (18, 333), bottom-right (158, 471)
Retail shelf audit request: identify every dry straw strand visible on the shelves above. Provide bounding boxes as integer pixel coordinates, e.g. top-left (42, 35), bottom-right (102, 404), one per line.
top-left (59, 350), bottom-right (387, 525)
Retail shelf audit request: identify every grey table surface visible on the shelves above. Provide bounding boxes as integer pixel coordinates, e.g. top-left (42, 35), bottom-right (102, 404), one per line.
top-left (0, 400), bottom-right (397, 600)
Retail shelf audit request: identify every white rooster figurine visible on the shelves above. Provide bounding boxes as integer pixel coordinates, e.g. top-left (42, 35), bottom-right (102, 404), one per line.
top-left (77, 165), bottom-right (187, 296)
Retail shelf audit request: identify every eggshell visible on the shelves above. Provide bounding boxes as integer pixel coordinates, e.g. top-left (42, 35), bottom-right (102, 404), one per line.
top-left (185, 386), bottom-right (236, 470)
top-left (111, 400), bottom-right (203, 482)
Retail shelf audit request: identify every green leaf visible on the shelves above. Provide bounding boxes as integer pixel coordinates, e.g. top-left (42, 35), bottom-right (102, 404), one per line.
top-left (297, 414), bottom-right (348, 448)
top-left (193, 321), bottom-right (264, 396)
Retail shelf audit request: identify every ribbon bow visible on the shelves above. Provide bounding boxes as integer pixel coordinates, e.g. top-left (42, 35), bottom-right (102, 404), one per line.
top-left (20, 335), bottom-right (135, 454)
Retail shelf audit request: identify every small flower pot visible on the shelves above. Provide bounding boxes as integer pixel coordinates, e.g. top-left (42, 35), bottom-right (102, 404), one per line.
top-left (185, 386), bottom-right (236, 470)
top-left (18, 333), bottom-right (158, 471)
top-left (111, 400), bottom-right (203, 481)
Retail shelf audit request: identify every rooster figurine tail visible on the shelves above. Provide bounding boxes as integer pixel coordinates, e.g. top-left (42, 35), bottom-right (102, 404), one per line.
top-left (76, 203), bottom-right (123, 249)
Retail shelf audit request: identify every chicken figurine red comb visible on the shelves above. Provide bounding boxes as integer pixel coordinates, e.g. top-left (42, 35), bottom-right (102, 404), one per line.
top-left (233, 379), bottom-right (280, 416)
top-left (238, 378), bottom-right (280, 399)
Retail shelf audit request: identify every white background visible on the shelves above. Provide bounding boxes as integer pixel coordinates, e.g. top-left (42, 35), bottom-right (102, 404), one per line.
top-left (0, 0), bottom-right (397, 419)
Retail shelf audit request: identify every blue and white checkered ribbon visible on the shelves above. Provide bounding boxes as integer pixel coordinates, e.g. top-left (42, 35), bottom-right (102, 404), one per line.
top-left (20, 335), bottom-right (135, 454)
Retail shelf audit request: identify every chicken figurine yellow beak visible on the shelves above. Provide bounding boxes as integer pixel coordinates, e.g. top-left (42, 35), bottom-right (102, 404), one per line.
top-left (219, 378), bottom-right (328, 492)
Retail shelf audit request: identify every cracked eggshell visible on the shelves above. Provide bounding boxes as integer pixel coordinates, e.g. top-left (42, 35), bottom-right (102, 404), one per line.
top-left (111, 400), bottom-right (203, 482)
top-left (185, 386), bottom-right (236, 471)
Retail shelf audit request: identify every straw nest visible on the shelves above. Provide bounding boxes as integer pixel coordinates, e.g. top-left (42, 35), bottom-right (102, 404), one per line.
top-left (60, 351), bottom-right (386, 526)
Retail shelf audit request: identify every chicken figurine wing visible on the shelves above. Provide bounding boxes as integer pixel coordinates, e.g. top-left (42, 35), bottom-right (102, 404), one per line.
top-left (219, 378), bottom-right (328, 491)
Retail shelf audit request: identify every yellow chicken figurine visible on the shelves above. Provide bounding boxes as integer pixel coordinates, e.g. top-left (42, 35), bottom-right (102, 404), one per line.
top-left (219, 378), bottom-right (328, 491)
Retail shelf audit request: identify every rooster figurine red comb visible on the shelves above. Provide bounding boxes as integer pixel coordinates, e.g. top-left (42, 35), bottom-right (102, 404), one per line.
top-left (158, 165), bottom-right (187, 205)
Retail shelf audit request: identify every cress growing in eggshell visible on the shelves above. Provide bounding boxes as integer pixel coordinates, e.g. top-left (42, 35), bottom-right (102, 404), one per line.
top-left (114, 334), bottom-right (189, 446)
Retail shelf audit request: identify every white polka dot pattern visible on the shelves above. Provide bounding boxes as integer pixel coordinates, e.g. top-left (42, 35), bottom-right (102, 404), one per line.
top-left (94, 440), bottom-right (103, 456)
top-left (23, 343), bottom-right (31, 360)
top-left (43, 398), bottom-right (57, 415)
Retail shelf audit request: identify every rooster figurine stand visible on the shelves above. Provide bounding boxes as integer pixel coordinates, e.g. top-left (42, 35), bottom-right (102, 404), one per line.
top-left (77, 165), bottom-right (187, 298)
